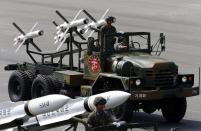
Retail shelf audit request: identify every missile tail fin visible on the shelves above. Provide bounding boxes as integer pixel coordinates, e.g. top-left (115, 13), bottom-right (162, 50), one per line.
top-left (29, 22), bottom-right (38, 33)
top-left (73, 10), bottom-right (83, 21)
top-left (83, 10), bottom-right (97, 22)
top-left (100, 8), bottom-right (110, 20)
top-left (13, 41), bottom-right (18, 46)
top-left (15, 39), bottom-right (25, 52)
top-left (56, 35), bottom-right (66, 51)
top-left (12, 22), bottom-right (25, 35)
top-left (88, 30), bottom-right (95, 37)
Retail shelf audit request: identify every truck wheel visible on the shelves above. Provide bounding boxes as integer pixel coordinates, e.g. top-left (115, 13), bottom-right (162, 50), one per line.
top-left (161, 98), bottom-right (187, 122)
top-left (8, 70), bottom-right (31, 102)
top-left (48, 76), bottom-right (62, 93)
top-left (24, 70), bottom-right (36, 100)
top-left (111, 100), bottom-right (133, 122)
top-left (142, 101), bottom-right (157, 114)
top-left (31, 75), bottom-right (54, 98)
top-left (24, 70), bottom-right (36, 82)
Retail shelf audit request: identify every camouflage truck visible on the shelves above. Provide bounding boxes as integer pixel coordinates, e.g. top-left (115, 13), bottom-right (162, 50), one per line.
top-left (5, 10), bottom-right (200, 123)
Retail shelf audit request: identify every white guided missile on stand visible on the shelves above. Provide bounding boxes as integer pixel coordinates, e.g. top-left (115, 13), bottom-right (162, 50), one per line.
top-left (81, 8), bottom-right (110, 37)
top-left (0, 94), bottom-right (70, 125)
top-left (37, 91), bottom-right (131, 126)
top-left (14, 30), bottom-right (44, 44)
top-left (82, 19), bottom-right (106, 35)
top-left (54, 17), bottom-right (89, 51)
top-left (56, 18), bottom-right (89, 32)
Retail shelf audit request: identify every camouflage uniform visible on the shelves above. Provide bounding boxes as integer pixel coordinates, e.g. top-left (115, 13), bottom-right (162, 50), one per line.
top-left (87, 110), bottom-right (114, 128)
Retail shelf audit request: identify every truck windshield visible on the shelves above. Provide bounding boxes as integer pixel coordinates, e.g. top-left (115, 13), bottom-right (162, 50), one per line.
top-left (104, 32), bottom-right (151, 53)
top-left (115, 33), bottom-right (150, 52)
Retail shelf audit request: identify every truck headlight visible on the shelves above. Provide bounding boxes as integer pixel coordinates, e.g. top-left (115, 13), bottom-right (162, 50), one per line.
top-left (182, 76), bottom-right (187, 83)
top-left (135, 79), bottom-right (141, 86)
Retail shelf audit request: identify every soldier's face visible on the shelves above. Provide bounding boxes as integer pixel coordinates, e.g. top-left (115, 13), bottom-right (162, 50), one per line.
top-left (96, 104), bottom-right (105, 111)
top-left (107, 21), bottom-right (112, 25)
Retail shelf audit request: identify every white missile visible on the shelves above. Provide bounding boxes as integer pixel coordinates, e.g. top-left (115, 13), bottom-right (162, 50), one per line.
top-left (56, 18), bottom-right (89, 32)
top-left (54, 28), bottom-right (84, 45)
top-left (82, 19), bottom-right (106, 34)
top-left (81, 8), bottom-right (109, 37)
top-left (13, 30), bottom-right (44, 52)
top-left (14, 30), bottom-right (43, 43)
top-left (37, 91), bottom-right (131, 126)
top-left (54, 17), bottom-right (89, 50)
top-left (0, 94), bottom-right (70, 125)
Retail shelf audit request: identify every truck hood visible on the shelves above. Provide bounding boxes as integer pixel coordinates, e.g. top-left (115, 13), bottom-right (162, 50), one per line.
top-left (122, 55), bottom-right (173, 68)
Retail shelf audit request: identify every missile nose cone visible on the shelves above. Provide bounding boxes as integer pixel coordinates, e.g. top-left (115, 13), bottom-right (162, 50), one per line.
top-left (27, 95), bottom-right (70, 116)
top-left (118, 91), bottom-right (131, 99)
top-left (104, 91), bottom-right (131, 109)
top-left (87, 91), bottom-right (131, 111)
top-left (84, 18), bottom-right (89, 24)
top-left (38, 30), bottom-right (44, 36)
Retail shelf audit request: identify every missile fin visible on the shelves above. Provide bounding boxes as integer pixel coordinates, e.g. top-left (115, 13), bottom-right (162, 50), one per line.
top-left (73, 10), bottom-right (83, 21)
top-left (13, 41), bottom-right (19, 46)
top-left (29, 22), bottom-right (38, 33)
top-left (12, 22), bottom-right (25, 35)
top-left (53, 21), bottom-right (58, 27)
top-left (56, 35), bottom-right (66, 51)
top-left (88, 30), bottom-right (95, 37)
top-left (15, 39), bottom-right (25, 52)
top-left (100, 8), bottom-right (110, 20)
top-left (56, 27), bottom-right (69, 51)
top-left (55, 10), bottom-right (69, 23)
top-left (83, 10), bottom-right (97, 22)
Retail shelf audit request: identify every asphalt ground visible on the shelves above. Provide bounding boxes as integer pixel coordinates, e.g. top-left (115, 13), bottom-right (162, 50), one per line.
top-left (0, 0), bottom-right (201, 130)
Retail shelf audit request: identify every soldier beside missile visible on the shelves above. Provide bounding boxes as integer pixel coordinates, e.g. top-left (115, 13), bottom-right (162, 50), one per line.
top-left (87, 96), bottom-right (122, 129)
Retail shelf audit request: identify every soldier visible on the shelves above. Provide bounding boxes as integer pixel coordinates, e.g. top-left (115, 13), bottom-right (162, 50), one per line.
top-left (100, 16), bottom-right (117, 53)
top-left (87, 96), bottom-right (114, 128)
top-left (87, 96), bottom-right (123, 130)
top-left (116, 37), bottom-right (128, 51)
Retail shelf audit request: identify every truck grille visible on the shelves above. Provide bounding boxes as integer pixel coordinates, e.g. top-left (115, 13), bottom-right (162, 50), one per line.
top-left (146, 69), bottom-right (175, 89)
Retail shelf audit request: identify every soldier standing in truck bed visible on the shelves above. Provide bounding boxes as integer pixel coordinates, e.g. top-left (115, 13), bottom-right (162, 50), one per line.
top-left (100, 16), bottom-right (117, 53)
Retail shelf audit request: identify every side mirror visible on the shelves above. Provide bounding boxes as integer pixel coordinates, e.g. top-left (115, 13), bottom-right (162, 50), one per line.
top-left (160, 33), bottom-right (165, 51)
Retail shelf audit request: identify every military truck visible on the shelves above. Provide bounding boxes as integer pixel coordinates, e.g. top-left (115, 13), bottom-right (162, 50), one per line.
top-left (5, 10), bottom-right (200, 123)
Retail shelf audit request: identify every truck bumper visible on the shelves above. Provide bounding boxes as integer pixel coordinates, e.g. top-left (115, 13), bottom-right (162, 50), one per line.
top-left (130, 86), bottom-right (200, 100)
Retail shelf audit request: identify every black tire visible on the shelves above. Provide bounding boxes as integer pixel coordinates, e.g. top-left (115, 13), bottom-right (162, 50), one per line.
top-left (111, 100), bottom-right (133, 122)
top-left (48, 76), bottom-right (62, 93)
top-left (142, 101), bottom-right (157, 114)
top-left (101, 79), bottom-right (133, 122)
top-left (24, 70), bottom-right (36, 100)
top-left (31, 75), bottom-right (54, 98)
top-left (8, 70), bottom-right (31, 102)
top-left (24, 70), bottom-right (36, 82)
top-left (161, 98), bottom-right (187, 122)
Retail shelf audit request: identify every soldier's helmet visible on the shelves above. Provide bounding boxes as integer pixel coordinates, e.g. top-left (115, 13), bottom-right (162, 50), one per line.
top-left (94, 96), bottom-right (107, 106)
top-left (106, 16), bottom-right (116, 23)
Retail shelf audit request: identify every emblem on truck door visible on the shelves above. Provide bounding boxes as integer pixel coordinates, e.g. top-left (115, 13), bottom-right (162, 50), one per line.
top-left (88, 55), bottom-right (100, 74)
